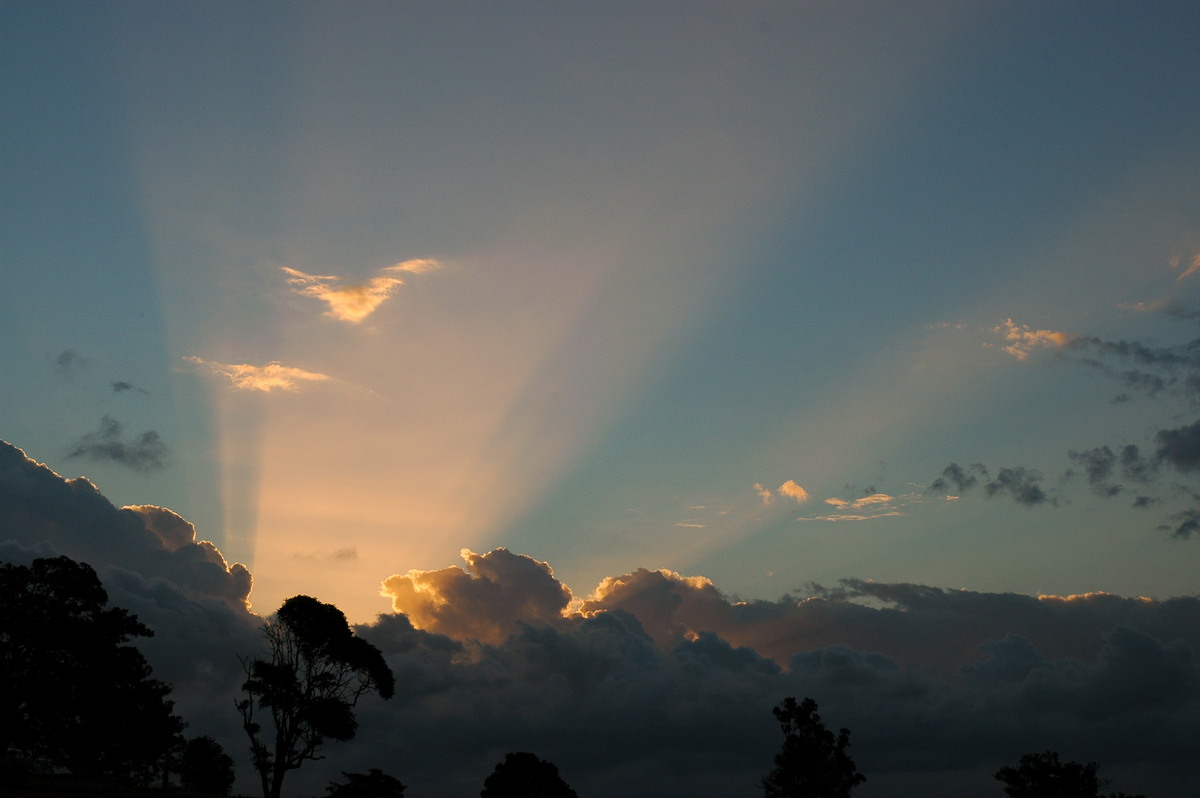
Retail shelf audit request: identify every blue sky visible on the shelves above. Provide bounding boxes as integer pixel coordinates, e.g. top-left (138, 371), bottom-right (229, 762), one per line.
top-left (4, 2), bottom-right (1200, 621)
top-left (4, 4), bottom-right (1200, 796)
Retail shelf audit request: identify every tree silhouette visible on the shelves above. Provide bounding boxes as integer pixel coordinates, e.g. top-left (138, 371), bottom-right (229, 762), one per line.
top-left (237, 595), bottom-right (395, 798)
top-left (760, 696), bottom-right (865, 798)
top-left (480, 751), bottom-right (579, 798)
top-left (0, 556), bottom-right (184, 785)
top-left (993, 751), bottom-right (1146, 798)
top-left (326, 767), bottom-right (407, 797)
top-left (180, 735), bottom-right (236, 794)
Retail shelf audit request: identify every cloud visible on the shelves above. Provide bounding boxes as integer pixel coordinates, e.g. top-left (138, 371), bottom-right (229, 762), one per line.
top-left (112, 380), bottom-right (150, 395)
top-left (929, 462), bottom-right (1051, 506)
top-left (54, 348), bottom-right (86, 375)
top-left (1154, 419), bottom-right (1200, 473)
top-left (824, 493), bottom-right (894, 510)
top-left (379, 548), bottom-right (573, 645)
top-left (6, 437), bottom-right (1200, 797)
top-left (1171, 252), bottom-right (1200, 282)
top-left (1068, 445), bottom-right (1158, 498)
top-left (984, 466), bottom-right (1050, 506)
top-left (928, 462), bottom-right (988, 495)
top-left (183, 356), bottom-right (332, 392)
top-left (283, 259), bottom-right (442, 322)
top-left (67, 415), bottom-right (169, 472)
top-left (777, 480), bottom-right (810, 504)
top-left (992, 318), bottom-right (1073, 360)
top-left (753, 482), bottom-right (774, 504)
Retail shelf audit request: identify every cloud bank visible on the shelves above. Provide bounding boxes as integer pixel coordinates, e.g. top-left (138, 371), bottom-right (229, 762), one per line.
top-left (3, 439), bottom-right (1197, 798)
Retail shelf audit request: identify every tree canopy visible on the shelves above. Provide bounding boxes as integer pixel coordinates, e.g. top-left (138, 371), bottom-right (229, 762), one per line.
top-left (180, 735), bottom-right (236, 795)
top-left (238, 594), bottom-right (395, 798)
top-left (0, 555), bottom-right (184, 784)
top-left (480, 752), bottom-right (579, 798)
top-left (326, 767), bottom-right (407, 798)
top-left (760, 696), bottom-right (865, 798)
top-left (994, 751), bottom-right (1146, 798)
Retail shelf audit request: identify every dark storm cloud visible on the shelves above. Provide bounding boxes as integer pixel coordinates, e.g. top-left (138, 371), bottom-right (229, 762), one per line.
top-left (0, 440), bottom-right (260, 775)
top-left (67, 415), bottom-right (169, 472)
top-left (5, 438), bottom-right (1200, 797)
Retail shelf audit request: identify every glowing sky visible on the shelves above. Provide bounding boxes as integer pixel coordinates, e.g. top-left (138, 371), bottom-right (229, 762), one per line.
top-left (4, 2), bottom-right (1200, 625)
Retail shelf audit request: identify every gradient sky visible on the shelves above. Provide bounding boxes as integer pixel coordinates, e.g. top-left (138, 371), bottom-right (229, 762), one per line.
top-left (4, 1), bottom-right (1200, 628)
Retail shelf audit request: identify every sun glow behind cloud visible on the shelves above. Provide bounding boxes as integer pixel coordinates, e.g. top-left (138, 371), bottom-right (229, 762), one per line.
top-left (116, 3), bottom-right (997, 622)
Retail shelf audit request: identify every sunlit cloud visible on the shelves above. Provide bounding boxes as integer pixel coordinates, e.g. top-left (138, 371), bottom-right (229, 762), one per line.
top-left (824, 493), bottom-right (894, 510)
top-left (777, 479), bottom-right (810, 504)
top-left (800, 511), bottom-right (903, 522)
top-left (992, 318), bottom-right (1073, 360)
top-left (673, 521), bottom-right (706, 529)
top-left (183, 356), bottom-right (332, 392)
top-left (753, 483), bottom-right (774, 504)
top-left (1171, 252), bottom-right (1200, 282)
top-left (282, 259), bottom-right (442, 322)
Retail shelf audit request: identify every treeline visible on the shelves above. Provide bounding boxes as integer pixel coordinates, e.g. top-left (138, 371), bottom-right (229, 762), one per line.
top-left (2, 555), bottom-right (1152, 797)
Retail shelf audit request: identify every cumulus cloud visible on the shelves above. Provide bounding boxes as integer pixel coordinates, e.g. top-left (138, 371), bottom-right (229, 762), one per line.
top-left (183, 356), bottom-right (332, 392)
top-left (283, 259), bottom-right (442, 322)
top-left (6, 438), bottom-right (1200, 797)
top-left (67, 415), bottom-right (169, 472)
top-left (777, 480), bottom-right (810, 504)
top-left (993, 318), bottom-right (1073, 360)
top-left (380, 548), bottom-right (573, 645)
top-left (0, 440), bottom-right (260, 772)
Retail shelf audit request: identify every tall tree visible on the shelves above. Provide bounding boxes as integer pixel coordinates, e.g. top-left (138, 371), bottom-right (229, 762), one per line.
top-left (237, 595), bottom-right (395, 798)
top-left (0, 556), bottom-right (184, 784)
top-left (760, 696), bottom-right (865, 798)
top-left (480, 752), bottom-right (579, 798)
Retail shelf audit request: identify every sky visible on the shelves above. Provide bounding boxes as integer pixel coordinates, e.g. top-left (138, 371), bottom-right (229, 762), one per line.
top-left (3, 3), bottom-right (1200, 796)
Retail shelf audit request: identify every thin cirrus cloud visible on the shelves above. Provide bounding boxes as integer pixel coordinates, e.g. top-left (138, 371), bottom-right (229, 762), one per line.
top-left (183, 356), bottom-right (332, 392)
top-left (282, 259), bottom-right (442, 323)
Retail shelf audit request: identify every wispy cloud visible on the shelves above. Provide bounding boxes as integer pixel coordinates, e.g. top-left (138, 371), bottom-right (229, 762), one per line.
top-left (992, 318), bottom-right (1073, 360)
top-left (55, 348), bottom-right (86, 375)
top-left (67, 415), bottom-right (168, 472)
top-left (184, 356), bottom-right (332, 392)
top-left (1171, 252), bottom-right (1200, 282)
top-left (112, 380), bottom-right (150, 395)
top-left (282, 259), bottom-right (442, 322)
top-left (824, 493), bottom-right (894, 511)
